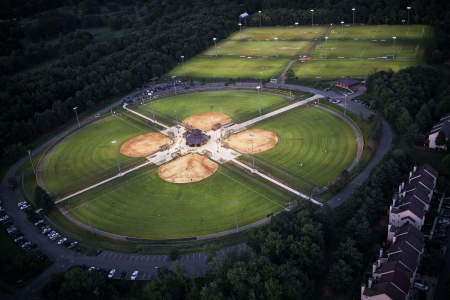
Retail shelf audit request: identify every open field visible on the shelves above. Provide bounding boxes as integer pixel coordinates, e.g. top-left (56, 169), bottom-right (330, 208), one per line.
top-left (327, 25), bottom-right (432, 40)
top-left (291, 59), bottom-right (420, 80)
top-left (228, 26), bottom-right (328, 40)
top-left (66, 164), bottom-right (288, 239)
top-left (42, 115), bottom-right (151, 197)
top-left (203, 40), bottom-right (314, 57)
top-left (242, 106), bottom-right (357, 189)
top-left (169, 56), bottom-right (289, 80)
top-left (135, 90), bottom-right (291, 124)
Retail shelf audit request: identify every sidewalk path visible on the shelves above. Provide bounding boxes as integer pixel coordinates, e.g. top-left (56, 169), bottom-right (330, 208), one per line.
top-left (123, 103), bottom-right (169, 129)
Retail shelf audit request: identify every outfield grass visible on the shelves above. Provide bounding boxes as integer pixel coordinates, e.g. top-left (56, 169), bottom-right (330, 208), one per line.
top-left (291, 59), bottom-right (421, 80)
top-left (66, 164), bottom-right (288, 239)
top-left (328, 25), bottom-right (432, 41)
top-left (169, 56), bottom-right (289, 80)
top-left (203, 40), bottom-right (314, 57)
top-left (135, 90), bottom-right (290, 124)
top-left (42, 115), bottom-right (152, 197)
top-left (243, 106), bottom-right (357, 189)
top-left (228, 26), bottom-right (328, 40)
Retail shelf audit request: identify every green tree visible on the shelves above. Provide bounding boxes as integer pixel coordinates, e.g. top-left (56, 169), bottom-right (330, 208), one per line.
top-left (34, 186), bottom-right (53, 212)
top-left (436, 131), bottom-right (446, 146)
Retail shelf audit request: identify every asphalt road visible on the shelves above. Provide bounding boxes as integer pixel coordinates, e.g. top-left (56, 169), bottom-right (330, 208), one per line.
top-left (0, 82), bottom-right (392, 299)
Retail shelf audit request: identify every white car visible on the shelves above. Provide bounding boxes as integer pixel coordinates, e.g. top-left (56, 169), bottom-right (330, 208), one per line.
top-left (130, 270), bottom-right (139, 280)
top-left (108, 269), bottom-right (116, 278)
top-left (17, 201), bottom-right (26, 207)
top-left (14, 236), bottom-right (24, 243)
top-left (21, 241), bottom-right (32, 248)
top-left (20, 204), bottom-right (29, 210)
top-left (42, 227), bottom-right (51, 234)
top-left (0, 215), bottom-right (9, 222)
top-left (57, 237), bottom-right (67, 245)
top-left (34, 219), bottom-right (44, 226)
top-left (7, 226), bottom-right (17, 234)
top-left (68, 241), bottom-right (78, 249)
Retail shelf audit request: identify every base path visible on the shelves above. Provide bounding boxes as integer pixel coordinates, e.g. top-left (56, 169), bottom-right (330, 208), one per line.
top-left (123, 103), bottom-right (169, 129)
top-left (231, 159), bottom-right (323, 206)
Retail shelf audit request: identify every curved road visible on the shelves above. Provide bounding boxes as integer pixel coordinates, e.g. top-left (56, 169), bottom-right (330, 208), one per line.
top-left (0, 82), bottom-right (392, 300)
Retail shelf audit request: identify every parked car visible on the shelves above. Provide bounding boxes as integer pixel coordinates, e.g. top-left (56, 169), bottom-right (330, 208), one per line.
top-left (88, 266), bottom-right (96, 272)
top-left (57, 237), bottom-right (67, 245)
top-left (42, 227), bottom-right (51, 234)
top-left (130, 270), bottom-right (139, 280)
top-left (414, 282), bottom-right (429, 291)
top-left (21, 241), bottom-right (32, 249)
top-left (108, 269), bottom-right (116, 279)
top-left (7, 226), bottom-right (17, 234)
top-left (34, 219), bottom-right (44, 226)
top-left (14, 236), bottom-right (24, 243)
top-left (68, 241), bottom-right (78, 249)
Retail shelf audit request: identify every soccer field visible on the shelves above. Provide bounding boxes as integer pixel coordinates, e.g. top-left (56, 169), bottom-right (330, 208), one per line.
top-left (42, 115), bottom-right (150, 197)
top-left (244, 106), bottom-right (357, 189)
top-left (228, 26), bottom-right (328, 40)
top-left (66, 164), bottom-right (288, 239)
top-left (136, 90), bottom-right (291, 124)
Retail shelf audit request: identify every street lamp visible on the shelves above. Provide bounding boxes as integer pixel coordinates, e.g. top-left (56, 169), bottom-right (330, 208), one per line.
top-left (256, 86), bottom-right (262, 115)
top-left (28, 150), bottom-right (36, 176)
top-left (180, 55), bottom-right (185, 76)
top-left (213, 37), bottom-right (217, 57)
top-left (73, 106), bottom-right (80, 129)
top-left (407, 6), bottom-right (411, 25)
top-left (249, 133), bottom-right (255, 169)
top-left (352, 8), bottom-right (356, 25)
top-left (340, 21), bottom-right (344, 33)
top-left (325, 36), bottom-right (328, 58)
top-left (274, 37), bottom-right (279, 57)
top-left (111, 140), bottom-right (121, 174)
top-left (258, 10), bottom-right (262, 27)
top-left (172, 75), bottom-right (177, 95)
top-left (392, 36), bottom-right (397, 60)
top-left (238, 22), bottom-right (242, 37)
top-left (310, 9), bottom-right (314, 26)
top-left (295, 22), bottom-right (299, 27)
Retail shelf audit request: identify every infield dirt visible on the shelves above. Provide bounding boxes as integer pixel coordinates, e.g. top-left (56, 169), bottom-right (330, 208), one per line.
top-left (158, 153), bottom-right (219, 183)
top-left (226, 129), bottom-right (278, 153)
top-left (182, 112), bottom-right (231, 132)
top-left (120, 132), bottom-right (170, 157)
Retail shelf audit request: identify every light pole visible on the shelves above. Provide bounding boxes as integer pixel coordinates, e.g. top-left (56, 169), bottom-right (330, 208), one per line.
top-left (325, 36), bottom-right (328, 58)
top-left (344, 94), bottom-right (348, 116)
top-left (352, 8), bottom-right (356, 25)
top-left (407, 6), bottom-right (411, 25)
top-left (392, 36), bottom-right (397, 60)
top-left (295, 22), bottom-right (299, 27)
top-left (238, 22), bottom-right (242, 37)
top-left (172, 75), bottom-right (177, 95)
top-left (111, 140), bottom-right (120, 174)
top-left (310, 9), bottom-right (314, 26)
top-left (274, 37), bottom-right (279, 57)
top-left (73, 106), bottom-right (80, 129)
top-left (256, 85), bottom-right (262, 115)
top-left (180, 55), bottom-right (185, 77)
top-left (340, 21), bottom-right (344, 33)
top-left (258, 10), bottom-right (262, 27)
top-left (28, 150), bottom-right (36, 176)
top-left (213, 37), bottom-right (217, 57)
top-left (249, 133), bottom-right (255, 169)
top-left (402, 19), bottom-right (406, 25)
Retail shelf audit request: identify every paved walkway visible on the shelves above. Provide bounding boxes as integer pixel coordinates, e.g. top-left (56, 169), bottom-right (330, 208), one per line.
top-left (123, 103), bottom-right (169, 129)
top-left (231, 159), bottom-right (323, 206)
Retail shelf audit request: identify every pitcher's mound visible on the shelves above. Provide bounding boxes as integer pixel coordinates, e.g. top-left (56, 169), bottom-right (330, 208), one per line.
top-left (226, 129), bottom-right (278, 153)
top-left (158, 153), bottom-right (218, 183)
top-left (120, 132), bottom-right (170, 157)
top-left (182, 112), bottom-right (231, 132)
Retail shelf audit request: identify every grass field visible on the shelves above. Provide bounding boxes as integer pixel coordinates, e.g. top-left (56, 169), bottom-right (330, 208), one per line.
top-left (243, 106), bottom-right (357, 189)
top-left (42, 115), bottom-right (152, 197)
top-left (228, 26), bottom-right (328, 40)
top-left (169, 56), bottom-right (289, 80)
top-left (136, 90), bottom-right (291, 124)
top-left (203, 40), bottom-right (314, 57)
top-left (65, 164), bottom-right (288, 239)
top-left (328, 25), bottom-right (431, 40)
top-left (291, 59), bottom-right (420, 80)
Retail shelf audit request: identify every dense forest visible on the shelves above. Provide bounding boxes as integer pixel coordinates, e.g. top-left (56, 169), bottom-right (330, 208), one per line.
top-left (0, 0), bottom-right (450, 167)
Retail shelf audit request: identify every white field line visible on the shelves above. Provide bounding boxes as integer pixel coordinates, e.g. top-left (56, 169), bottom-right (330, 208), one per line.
top-left (54, 160), bottom-right (153, 204)
top-left (230, 94), bottom-right (323, 131)
top-left (231, 159), bottom-right (323, 206)
top-left (123, 103), bottom-right (169, 129)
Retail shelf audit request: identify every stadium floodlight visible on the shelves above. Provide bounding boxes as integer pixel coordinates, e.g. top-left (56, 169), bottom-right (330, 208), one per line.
top-left (310, 9), bottom-right (314, 26)
top-left (73, 106), bottom-right (80, 128)
top-left (28, 150), bottom-right (35, 176)
top-left (111, 140), bottom-right (121, 174)
top-left (274, 37), bottom-right (279, 57)
top-left (295, 22), bottom-right (299, 27)
top-left (340, 21), bottom-right (344, 33)
top-left (172, 75), bottom-right (177, 95)
top-left (180, 55), bottom-right (185, 76)
top-left (249, 133), bottom-right (255, 169)
top-left (325, 36), bottom-right (328, 58)
top-left (392, 36), bottom-right (397, 60)
top-left (258, 10), bottom-right (262, 27)
top-left (213, 37), bottom-right (217, 56)
top-left (352, 8), bottom-right (356, 25)
top-left (238, 22), bottom-right (242, 37)
top-left (256, 86), bottom-right (262, 115)
top-left (406, 6), bottom-right (412, 24)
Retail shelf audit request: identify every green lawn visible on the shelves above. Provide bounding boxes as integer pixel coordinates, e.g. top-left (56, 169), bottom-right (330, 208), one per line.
top-left (136, 90), bottom-right (290, 124)
top-left (203, 40), bottom-right (314, 57)
top-left (169, 56), bottom-right (289, 80)
top-left (291, 59), bottom-right (421, 80)
top-left (228, 26), bottom-right (328, 40)
top-left (327, 25), bottom-right (432, 41)
top-left (42, 115), bottom-right (151, 197)
top-left (243, 106), bottom-right (357, 189)
top-left (66, 164), bottom-right (288, 239)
